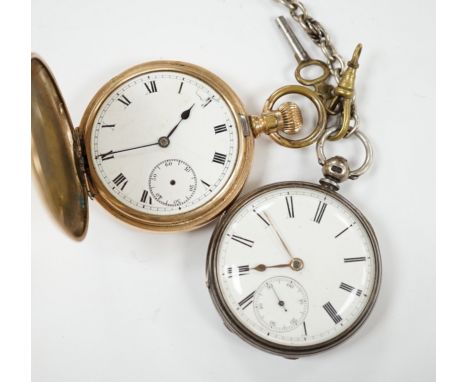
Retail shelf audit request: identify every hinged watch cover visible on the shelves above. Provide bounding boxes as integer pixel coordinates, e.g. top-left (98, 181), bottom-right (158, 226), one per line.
top-left (31, 55), bottom-right (89, 240)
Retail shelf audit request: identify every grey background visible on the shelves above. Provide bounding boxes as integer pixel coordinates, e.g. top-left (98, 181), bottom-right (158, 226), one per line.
top-left (32, 0), bottom-right (435, 381)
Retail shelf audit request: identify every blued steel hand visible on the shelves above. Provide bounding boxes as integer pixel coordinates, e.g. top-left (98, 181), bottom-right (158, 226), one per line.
top-left (166, 104), bottom-right (195, 139)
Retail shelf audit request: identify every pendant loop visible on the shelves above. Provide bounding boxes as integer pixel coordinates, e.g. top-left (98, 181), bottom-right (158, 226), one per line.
top-left (316, 129), bottom-right (373, 180)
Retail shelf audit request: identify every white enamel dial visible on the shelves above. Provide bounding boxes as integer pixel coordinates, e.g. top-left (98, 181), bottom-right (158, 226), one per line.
top-left (215, 185), bottom-right (378, 348)
top-left (90, 71), bottom-right (238, 215)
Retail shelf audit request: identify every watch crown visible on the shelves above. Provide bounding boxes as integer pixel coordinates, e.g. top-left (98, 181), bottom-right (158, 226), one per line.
top-left (249, 102), bottom-right (303, 137)
top-left (278, 102), bottom-right (303, 135)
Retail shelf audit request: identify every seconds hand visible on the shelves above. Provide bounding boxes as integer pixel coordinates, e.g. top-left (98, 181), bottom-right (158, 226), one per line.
top-left (271, 285), bottom-right (287, 312)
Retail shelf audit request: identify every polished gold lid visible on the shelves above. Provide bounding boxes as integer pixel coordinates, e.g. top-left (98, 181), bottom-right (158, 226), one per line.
top-left (31, 55), bottom-right (88, 240)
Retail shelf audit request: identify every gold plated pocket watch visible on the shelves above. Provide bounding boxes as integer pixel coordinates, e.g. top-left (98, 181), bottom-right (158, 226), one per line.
top-left (32, 56), bottom-right (321, 240)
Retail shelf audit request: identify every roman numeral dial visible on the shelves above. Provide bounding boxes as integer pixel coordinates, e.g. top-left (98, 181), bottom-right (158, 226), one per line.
top-left (91, 70), bottom-right (239, 218)
top-left (214, 185), bottom-right (378, 349)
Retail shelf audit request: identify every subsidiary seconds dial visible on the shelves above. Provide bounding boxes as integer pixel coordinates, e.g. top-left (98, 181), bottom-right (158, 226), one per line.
top-left (149, 159), bottom-right (197, 207)
top-left (254, 276), bottom-right (309, 333)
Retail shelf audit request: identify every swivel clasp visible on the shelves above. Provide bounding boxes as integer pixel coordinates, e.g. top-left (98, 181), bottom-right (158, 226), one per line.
top-left (327, 44), bottom-right (362, 141)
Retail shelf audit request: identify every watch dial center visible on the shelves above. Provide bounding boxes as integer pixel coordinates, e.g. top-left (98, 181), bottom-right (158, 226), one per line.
top-left (158, 136), bottom-right (170, 148)
top-left (291, 258), bottom-right (304, 271)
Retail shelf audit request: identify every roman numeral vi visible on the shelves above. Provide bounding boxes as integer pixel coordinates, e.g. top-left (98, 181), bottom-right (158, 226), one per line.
top-left (140, 190), bottom-right (152, 205)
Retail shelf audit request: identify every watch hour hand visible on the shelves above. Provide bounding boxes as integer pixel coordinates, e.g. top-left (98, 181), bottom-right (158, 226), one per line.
top-left (253, 263), bottom-right (291, 272)
top-left (181, 104), bottom-right (195, 120)
top-left (253, 258), bottom-right (304, 272)
top-left (166, 104), bottom-right (195, 139)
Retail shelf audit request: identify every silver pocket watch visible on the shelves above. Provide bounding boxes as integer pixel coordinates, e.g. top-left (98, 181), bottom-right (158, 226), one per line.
top-left (206, 131), bottom-right (381, 358)
top-left (205, 1), bottom-right (382, 358)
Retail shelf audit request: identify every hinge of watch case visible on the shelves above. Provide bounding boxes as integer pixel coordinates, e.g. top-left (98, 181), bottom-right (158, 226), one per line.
top-left (73, 128), bottom-right (95, 200)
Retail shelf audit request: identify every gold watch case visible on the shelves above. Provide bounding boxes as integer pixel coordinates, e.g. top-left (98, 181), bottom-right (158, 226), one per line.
top-left (31, 55), bottom-right (88, 240)
top-left (31, 56), bottom-right (254, 239)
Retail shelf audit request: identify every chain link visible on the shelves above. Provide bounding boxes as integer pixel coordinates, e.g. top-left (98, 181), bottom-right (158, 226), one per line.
top-left (277, 0), bottom-right (361, 137)
top-left (277, 0), bottom-right (344, 81)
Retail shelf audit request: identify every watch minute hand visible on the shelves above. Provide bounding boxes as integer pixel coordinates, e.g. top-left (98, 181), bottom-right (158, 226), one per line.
top-left (264, 211), bottom-right (295, 260)
top-left (96, 141), bottom-right (159, 159)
